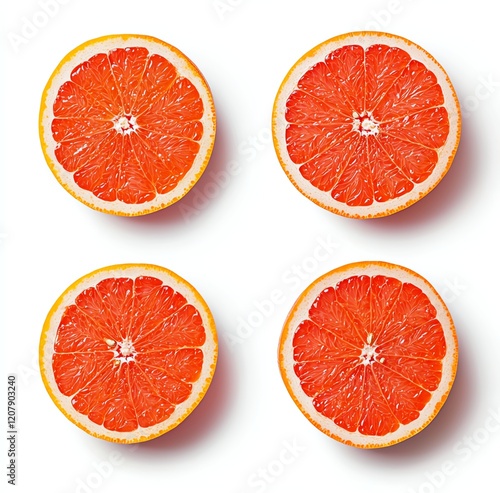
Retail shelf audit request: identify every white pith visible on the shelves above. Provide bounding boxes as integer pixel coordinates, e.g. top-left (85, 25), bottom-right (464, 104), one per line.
top-left (359, 333), bottom-right (380, 366)
top-left (113, 115), bottom-right (139, 135)
top-left (40, 35), bottom-right (216, 215)
top-left (279, 262), bottom-right (458, 447)
top-left (114, 337), bottom-right (137, 363)
top-left (352, 111), bottom-right (380, 136)
top-left (40, 264), bottom-right (217, 442)
top-left (273, 32), bottom-right (461, 218)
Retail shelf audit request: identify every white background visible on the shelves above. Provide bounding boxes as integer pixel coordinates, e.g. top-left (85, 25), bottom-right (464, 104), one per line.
top-left (2, 1), bottom-right (499, 492)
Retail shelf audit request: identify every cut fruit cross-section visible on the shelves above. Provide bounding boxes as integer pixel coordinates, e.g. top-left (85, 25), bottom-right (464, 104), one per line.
top-left (39, 264), bottom-right (218, 443)
top-left (272, 31), bottom-right (461, 218)
top-left (278, 261), bottom-right (458, 448)
top-left (39, 34), bottom-right (216, 216)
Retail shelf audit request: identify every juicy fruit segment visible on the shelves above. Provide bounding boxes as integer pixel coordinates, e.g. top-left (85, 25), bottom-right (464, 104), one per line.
top-left (40, 35), bottom-right (216, 215)
top-left (273, 32), bottom-right (461, 218)
top-left (293, 275), bottom-right (445, 436)
top-left (279, 262), bottom-right (458, 448)
top-left (40, 265), bottom-right (217, 442)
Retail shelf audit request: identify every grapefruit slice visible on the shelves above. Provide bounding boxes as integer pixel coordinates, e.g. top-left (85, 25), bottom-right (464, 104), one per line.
top-left (39, 264), bottom-right (218, 443)
top-left (272, 32), bottom-right (461, 218)
top-left (39, 34), bottom-right (216, 216)
top-left (278, 261), bottom-right (458, 448)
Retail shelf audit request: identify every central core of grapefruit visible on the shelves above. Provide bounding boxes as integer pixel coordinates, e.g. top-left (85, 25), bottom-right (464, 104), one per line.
top-left (113, 114), bottom-right (138, 135)
top-left (113, 338), bottom-right (137, 363)
top-left (352, 111), bottom-right (379, 136)
top-left (359, 334), bottom-right (380, 366)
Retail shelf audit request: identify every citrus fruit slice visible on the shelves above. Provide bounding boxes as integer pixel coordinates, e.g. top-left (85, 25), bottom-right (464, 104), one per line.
top-left (39, 264), bottom-right (218, 443)
top-left (39, 34), bottom-right (216, 216)
top-left (272, 32), bottom-right (461, 218)
top-left (278, 261), bottom-right (458, 448)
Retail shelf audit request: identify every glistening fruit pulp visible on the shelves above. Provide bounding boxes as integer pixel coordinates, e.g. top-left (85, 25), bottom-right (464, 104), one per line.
top-left (277, 260), bottom-right (458, 448)
top-left (53, 275), bottom-right (205, 432)
top-left (285, 43), bottom-right (449, 206)
top-left (52, 47), bottom-right (205, 204)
